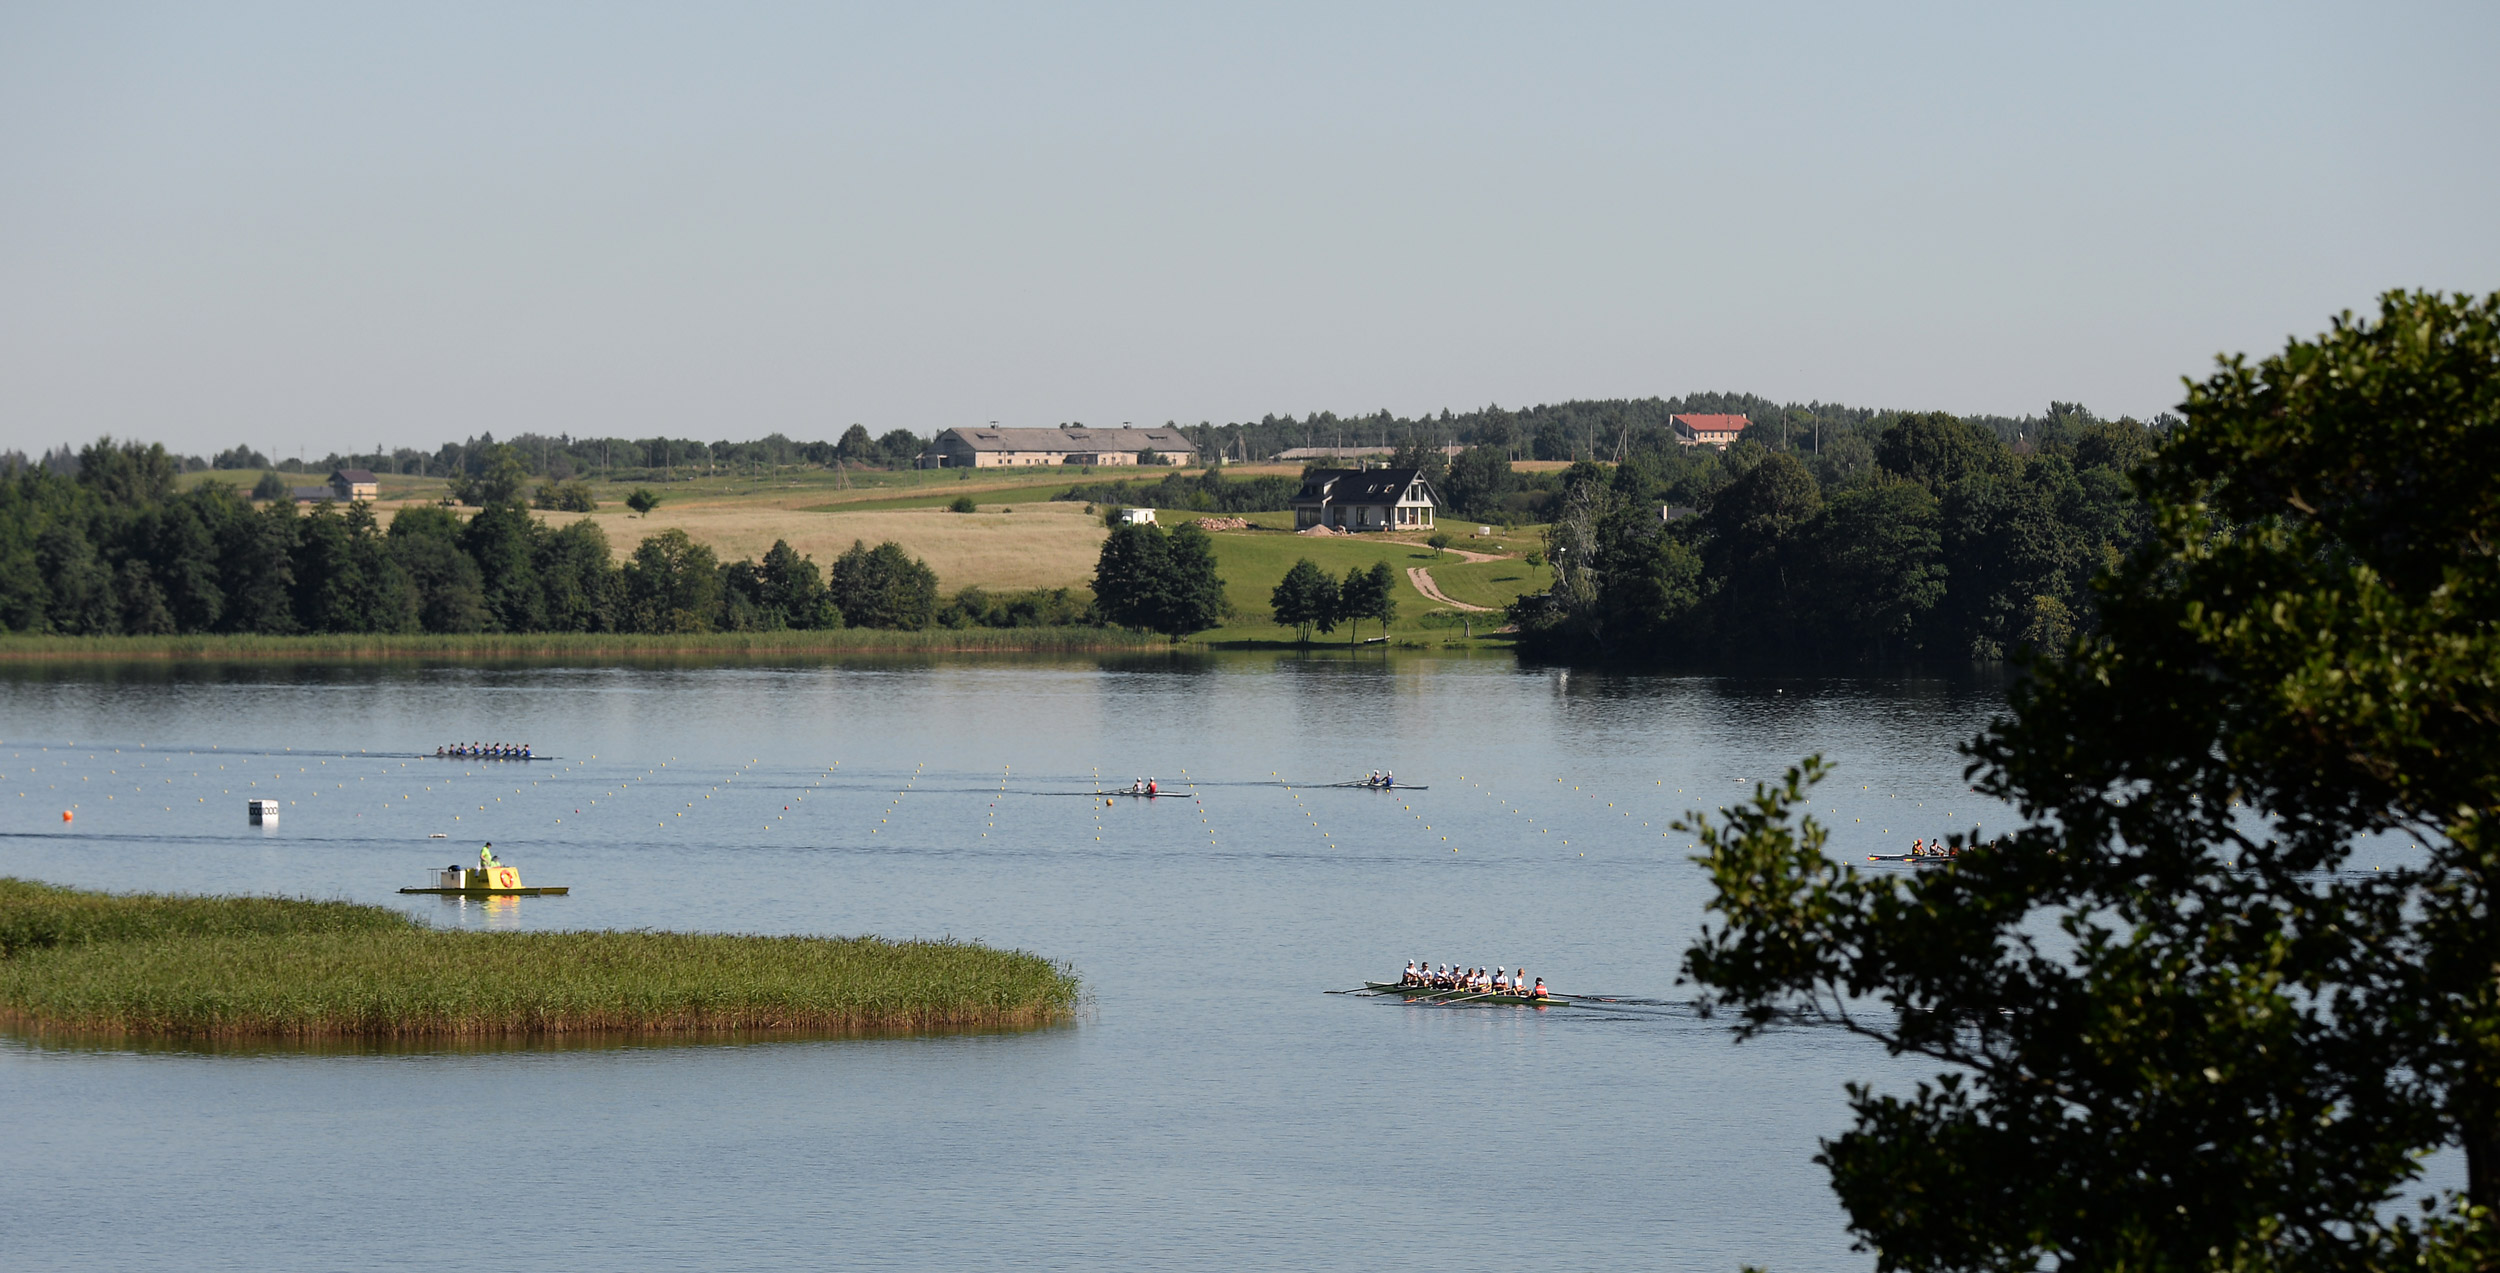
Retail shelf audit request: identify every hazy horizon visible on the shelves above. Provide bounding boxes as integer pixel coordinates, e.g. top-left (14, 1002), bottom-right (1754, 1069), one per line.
top-left (4, 3), bottom-right (2495, 458)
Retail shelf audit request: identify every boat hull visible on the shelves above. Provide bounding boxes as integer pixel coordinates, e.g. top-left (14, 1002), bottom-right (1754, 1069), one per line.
top-left (398, 886), bottom-right (570, 896)
top-left (1364, 982), bottom-right (1568, 1006)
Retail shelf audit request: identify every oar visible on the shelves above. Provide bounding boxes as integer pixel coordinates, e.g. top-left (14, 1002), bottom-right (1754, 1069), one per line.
top-left (1431, 989), bottom-right (1503, 1007)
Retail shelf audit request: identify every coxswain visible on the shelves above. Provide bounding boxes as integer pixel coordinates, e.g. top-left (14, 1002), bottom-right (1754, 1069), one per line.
top-left (1910, 838), bottom-right (1926, 857)
top-left (1531, 977), bottom-right (1548, 999)
top-left (1146, 778), bottom-right (1158, 796)
top-left (479, 842), bottom-right (501, 870)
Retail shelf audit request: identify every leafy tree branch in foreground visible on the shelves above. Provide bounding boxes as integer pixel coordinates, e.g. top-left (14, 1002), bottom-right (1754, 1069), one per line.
top-left (1679, 290), bottom-right (2500, 1271)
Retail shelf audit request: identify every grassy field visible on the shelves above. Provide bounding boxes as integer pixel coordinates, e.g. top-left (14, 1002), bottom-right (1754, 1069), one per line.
top-left (0, 879), bottom-right (1079, 1039)
top-left (151, 463), bottom-right (1556, 642)
top-left (1187, 525), bottom-right (1551, 647)
top-left (562, 498), bottom-right (1113, 591)
top-left (0, 628), bottom-right (1161, 662)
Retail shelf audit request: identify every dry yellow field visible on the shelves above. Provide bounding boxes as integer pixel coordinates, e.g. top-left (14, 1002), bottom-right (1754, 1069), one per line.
top-left (543, 498), bottom-right (1111, 591)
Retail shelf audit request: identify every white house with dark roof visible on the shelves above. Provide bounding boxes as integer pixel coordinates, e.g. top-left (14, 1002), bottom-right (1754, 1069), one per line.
top-left (921, 427), bottom-right (1197, 468)
top-left (1290, 468), bottom-right (1440, 532)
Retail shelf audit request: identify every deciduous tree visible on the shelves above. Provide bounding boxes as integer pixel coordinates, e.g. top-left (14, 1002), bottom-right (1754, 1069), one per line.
top-left (1681, 290), bottom-right (2500, 1270)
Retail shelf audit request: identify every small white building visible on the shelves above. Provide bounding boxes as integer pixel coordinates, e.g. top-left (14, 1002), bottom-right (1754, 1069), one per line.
top-left (1119, 508), bottom-right (1158, 526)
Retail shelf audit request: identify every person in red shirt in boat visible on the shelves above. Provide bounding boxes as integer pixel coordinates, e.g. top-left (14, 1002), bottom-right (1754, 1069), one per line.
top-left (1530, 977), bottom-right (1549, 999)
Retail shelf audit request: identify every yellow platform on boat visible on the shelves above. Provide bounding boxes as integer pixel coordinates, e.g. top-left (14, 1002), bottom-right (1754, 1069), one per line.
top-left (398, 865), bottom-right (569, 896)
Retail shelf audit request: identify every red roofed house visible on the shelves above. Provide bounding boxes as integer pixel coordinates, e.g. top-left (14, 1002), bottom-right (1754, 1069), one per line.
top-left (1670, 414), bottom-right (1751, 450)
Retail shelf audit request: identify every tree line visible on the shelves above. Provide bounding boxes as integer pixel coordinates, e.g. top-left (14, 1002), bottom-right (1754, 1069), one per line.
top-left (1507, 410), bottom-right (2162, 663)
top-left (0, 445), bottom-right (983, 636)
top-left (3, 428), bottom-right (937, 490)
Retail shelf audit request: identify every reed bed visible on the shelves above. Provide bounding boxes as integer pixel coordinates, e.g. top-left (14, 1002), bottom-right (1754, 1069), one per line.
top-left (0, 627), bottom-right (1159, 662)
top-left (0, 880), bottom-right (1080, 1039)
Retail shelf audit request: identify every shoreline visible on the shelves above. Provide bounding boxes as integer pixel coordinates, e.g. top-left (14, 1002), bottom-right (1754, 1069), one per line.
top-left (0, 629), bottom-right (1166, 662)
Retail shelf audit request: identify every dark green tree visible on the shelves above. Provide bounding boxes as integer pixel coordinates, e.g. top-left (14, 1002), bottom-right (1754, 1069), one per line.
top-left (1159, 525), bottom-right (1227, 637)
top-left (460, 501), bottom-right (545, 633)
top-left (534, 519), bottom-right (616, 633)
top-left (1338, 560), bottom-right (1396, 646)
top-left (757, 539), bottom-right (837, 629)
top-left (34, 522), bottom-right (113, 634)
top-left (1270, 557), bottom-right (1338, 643)
top-left (387, 505), bottom-right (486, 633)
top-left (828, 539), bottom-right (937, 630)
top-left (75, 437), bottom-right (178, 507)
top-left (1680, 291), bottom-right (2500, 1270)
top-left (620, 528), bottom-right (722, 633)
top-left (219, 500), bottom-right (300, 632)
top-left (1699, 451), bottom-right (1822, 652)
top-left (625, 487), bottom-right (661, 517)
top-left (250, 471), bottom-right (288, 501)
top-left (1874, 412), bottom-right (2015, 491)
top-left (291, 501), bottom-right (365, 633)
top-left (1801, 481), bottom-right (1946, 659)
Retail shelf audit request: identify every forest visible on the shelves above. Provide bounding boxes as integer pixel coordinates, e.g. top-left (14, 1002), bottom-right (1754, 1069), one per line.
top-left (1506, 411), bottom-right (2164, 663)
top-left (0, 439), bottom-right (997, 636)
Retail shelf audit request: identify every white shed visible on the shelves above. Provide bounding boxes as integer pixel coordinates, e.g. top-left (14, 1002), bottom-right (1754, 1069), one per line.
top-left (1119, 508), bottom-right (1158, 526)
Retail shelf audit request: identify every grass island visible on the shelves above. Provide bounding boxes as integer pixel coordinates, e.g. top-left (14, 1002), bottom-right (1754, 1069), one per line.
top-left (0, 878), bottom-right (1079, 1040)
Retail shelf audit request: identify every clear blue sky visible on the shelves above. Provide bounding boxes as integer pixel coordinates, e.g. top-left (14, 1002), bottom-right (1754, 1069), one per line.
top-left (2, 2), bottom-right (2494, 458)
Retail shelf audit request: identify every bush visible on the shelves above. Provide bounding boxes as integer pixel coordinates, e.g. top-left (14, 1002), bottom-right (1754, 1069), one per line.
top-left (948, 495), bottom-right (977, 513)
top-left (536, 480), bottom-right (598, 513)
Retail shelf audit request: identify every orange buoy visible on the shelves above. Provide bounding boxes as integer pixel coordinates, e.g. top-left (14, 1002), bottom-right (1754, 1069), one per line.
top-left (61, 810), bottom-right (72, 822)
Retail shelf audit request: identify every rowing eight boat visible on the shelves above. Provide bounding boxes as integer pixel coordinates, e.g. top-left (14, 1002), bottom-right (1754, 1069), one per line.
top-left (1364, 982), bottom-right (1572, 1007)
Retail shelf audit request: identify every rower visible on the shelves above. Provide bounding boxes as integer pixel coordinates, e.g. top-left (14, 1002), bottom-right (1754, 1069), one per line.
top-left (1146, 778), bottom-right (1158, 796)
top-left (1403, 960), bottom-right (1418, 985)
top-left (522, 743), bottom-right (532, 759)
top-left (1492, 967), bottom-right (1508, 993)
top-left (1382, 770), bottom-right (1393, 789)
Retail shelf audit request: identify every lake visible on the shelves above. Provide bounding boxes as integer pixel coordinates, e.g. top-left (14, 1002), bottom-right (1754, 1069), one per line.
top-left (2, 652), bottom-right (2022, 1271)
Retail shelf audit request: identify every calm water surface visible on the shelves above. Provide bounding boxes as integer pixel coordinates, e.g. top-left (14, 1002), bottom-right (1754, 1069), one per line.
top-left (3, 653), bottom-right (2034, 1271)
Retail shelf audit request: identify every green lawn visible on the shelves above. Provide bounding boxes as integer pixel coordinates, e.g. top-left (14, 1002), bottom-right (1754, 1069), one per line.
top-left (1424, 556), bottom-right (1552, 610)
top-left (1181, 522), bottom-right (1551, 647)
